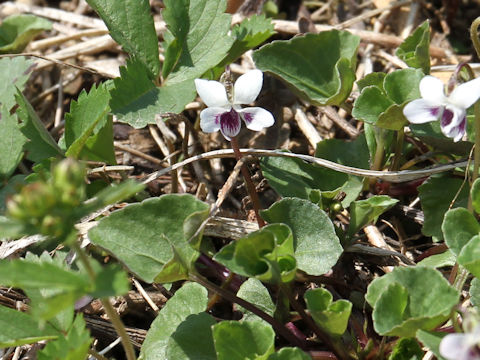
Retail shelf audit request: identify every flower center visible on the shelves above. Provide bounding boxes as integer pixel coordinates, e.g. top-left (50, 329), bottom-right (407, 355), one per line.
top-left (219, 108), bottom-right (240, 133)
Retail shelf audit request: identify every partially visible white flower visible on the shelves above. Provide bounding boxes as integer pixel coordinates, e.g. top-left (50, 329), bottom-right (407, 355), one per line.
top-left (194, 70), bottom-right (274, 140)
top-left (403, 75), bottom-right (480, 142)
top-left (439, 325), bottom-right (480, 360)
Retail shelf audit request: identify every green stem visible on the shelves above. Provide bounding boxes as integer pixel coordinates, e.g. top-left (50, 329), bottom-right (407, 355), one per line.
top-left (369, 130), bottom-right (385, 188)
top-left (230, 137), bottom-right (265, 228)
top-left (372, 133), bottom-right (385, 172)
top-left (71, 242), bottom-right (136, 360)
top-left (391, 128), bottom-right (404, 171)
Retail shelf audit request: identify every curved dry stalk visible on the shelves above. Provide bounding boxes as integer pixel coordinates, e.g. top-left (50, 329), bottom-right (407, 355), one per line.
top-left (141, 148), bottom-right (467, 185)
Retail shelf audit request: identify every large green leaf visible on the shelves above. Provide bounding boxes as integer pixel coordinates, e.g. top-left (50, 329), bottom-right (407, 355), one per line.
top-left (88, 194), bottom-right (209, 283)
top-left (261, 198), bottom-right (343, 276)
top-left (253, 30), bottom-right (360, 106)
top-left (442, 208), bottom-right (480, 255)
top-left (418, 175), bottom-right (469, 241)
top-left (15, 91), bottom-right (64, 163)
top-left (213, 320), bottom-right (275, 360)
top-left (85, 0), bottom-right (160, 77)
top-left (348, 195), bottom-right (398, 236)
top-left (304, 288), bottom-right (352, 336)
top-left (0, 305), bottom-right (59, 347)
top-left (163, 0), bottom-right (234, 85)
top-left (0, 56), bottom-right (34, 110)
top-left (65, 83), bottom-right (115, 164)
top-left (0, 107), bottom-right (26, 181)
top-left (110, 60), bottom-right (196, 128)
top-left (365, 267), bottom-right (459, 337)
top-left (37, 315), bottom-right (92, 360)
top-left (396, 20), bottom-right (430, 74)
top-left (214, 224), bottom-right (296, 284)
top-left (140, 282), bottom-right (211, 360)
top-left (0, 14), bottom-right (52, 54)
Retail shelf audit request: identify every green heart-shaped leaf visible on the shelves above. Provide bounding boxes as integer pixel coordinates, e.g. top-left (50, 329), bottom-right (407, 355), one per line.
top-left (304, 288), bottom-right (352, 336)
top-left (253, 30), bottom-right (360, 106)
top-left (366, 266), bottom-right (459, 337)
top-left (88, 194), bottom-right (209, 283)
top-left (261, 198), bottom-right (343, 276)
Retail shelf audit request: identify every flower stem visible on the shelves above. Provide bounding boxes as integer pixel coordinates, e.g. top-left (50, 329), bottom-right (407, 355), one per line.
top-left (71, 241), bottom-right (136, 360)
top-left (230, 136), bottom-right (265, 228)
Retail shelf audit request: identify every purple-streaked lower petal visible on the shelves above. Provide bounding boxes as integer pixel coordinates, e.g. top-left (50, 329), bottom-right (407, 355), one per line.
top-left (440, 105), bottom-right (466, 142)
top-left (419, 75), bottom-right (448, 104)
top-left (194, 79), bottom-right (229, 108)
top-left (233, 70), bottom-right (263, 105)
top-left (238, 107), bottom-right (275, 131)
top-left (449, 76), bottom-right (480, 109)
top-left (403, 99), bottom-right (441, 124)
top-left (199, 107), bottom-right (228, 133)
top-left (219, 108), bottom-right (242, 140)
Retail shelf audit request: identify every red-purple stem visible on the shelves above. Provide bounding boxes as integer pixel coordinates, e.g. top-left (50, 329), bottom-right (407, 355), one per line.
top-left (230, 136), bottom-right (265, 228)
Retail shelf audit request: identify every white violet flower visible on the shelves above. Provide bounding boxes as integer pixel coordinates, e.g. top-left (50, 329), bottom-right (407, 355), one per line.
top-left (403, 75), bottom-right (480, 142)
top-left (439, 325), bottom-right (480, 360)
top-left (194, 69), bottom-right (275, 140)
